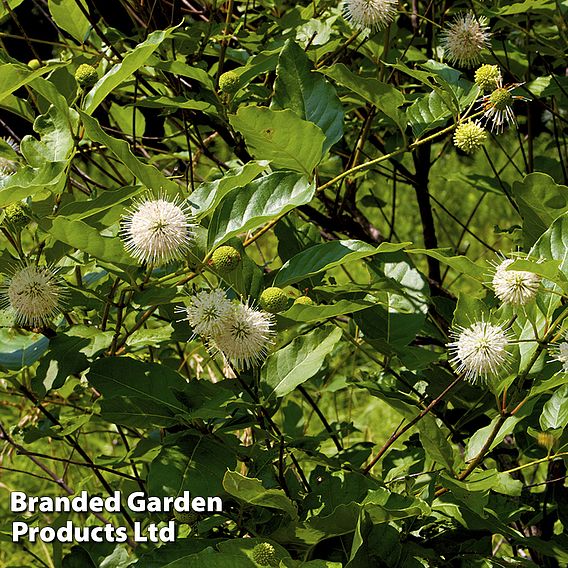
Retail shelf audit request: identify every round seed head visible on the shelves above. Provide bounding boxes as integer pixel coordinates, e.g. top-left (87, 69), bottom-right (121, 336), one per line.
top-left (252, 542), bottom-right (278, 566)
top-left (219, 70), bottom-right (240, 94)
top-left (210, 245), bottom-right (241, 273)
top-left (294, 295), bottom-right (314, 306)
top-left (28, 59), bottom-right (41, 70)
top-left (4, 202), bottom-right (31, 230)
top-left (453, 121), bottom-right (487, 154)
top-left (75, 64), bottom-right (98, 88)
top-left (259, 287), bottom-right (288, 314)
top-left (173, 509), bottom-right (199, 525)
top-left (475, 64), bottom-right (501, 91)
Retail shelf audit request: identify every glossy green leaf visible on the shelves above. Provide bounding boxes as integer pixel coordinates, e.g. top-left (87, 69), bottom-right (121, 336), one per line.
top-left (513, 172), bottom-right (568, 247)
top-left (223, 471), bottom-right (298, 519)
top-left (318, 63), bottom-right (406, 130)
top-left (261, 326), bottom-right (342, 399)
top-left (273, 40), bottom-right (343, 153)
top-left (0, 63), bottom-right (65, 103)
top-left (78, 111), bottom-right (180, 193)
top-left (0, 330), bottom-right (49, 371)
top-left (84, 26), bottom-right (176, 114)
top-left (540, 385), bottom-right (568, 430)
top-left (274, 240), bottom-right (409, 287)
top-left (417, 414), bottom-right (455, 472)
top-left (48, 0), bottom-right (90, 43)
top-left (407, 91), bottom-right (451, 137)
top-left (229, 107), bottom-right (325, 174)
top-left (208, 172), bottom-right (315, 248)
top-left (190, 161), bottom-right (269, 216)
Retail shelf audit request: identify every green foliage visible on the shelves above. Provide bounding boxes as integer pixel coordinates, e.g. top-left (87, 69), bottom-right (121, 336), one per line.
top-left (0, 0), bottom-right (567, 566)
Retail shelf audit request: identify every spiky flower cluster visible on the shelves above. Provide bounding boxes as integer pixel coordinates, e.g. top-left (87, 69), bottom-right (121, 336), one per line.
top-left (219, 70), bottom-right (240, 94)
top-left (441, 12), bottom-right (490, 67)
top-left (75, 64), bottom-right (98, 88)
top-left (180, 290), bottom-right (275, 370)
top-left (480, 80), bottom-right (525, 133)
top-left (343, 0), bottom-right (398, 32)
top-left (453, 121), bottom-right (487, 154)
top-left (120, 194), bottom-right (195, 266)
top-left (492, 258), bottom-right (540, 306)
top-left (448, 320), bottom-right (511, 384)
top-left (475, 64), bottom-right (501, 92)
top-left (252, 542), bottom-right (278, 566)
top-left (551, 339), bottom-right (568, 372)
top-left (2, 264), bottom-right (63, 327)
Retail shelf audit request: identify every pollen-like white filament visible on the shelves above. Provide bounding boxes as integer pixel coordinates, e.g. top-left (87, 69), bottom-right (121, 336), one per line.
top-left (343, 0), bottom-right (397, 31)
top-left (492, 258), bottom-right (540, 306)
top-left (121, 195), bottom-right (194, 265)
top-left (178, 289), bottom-right (234, 337)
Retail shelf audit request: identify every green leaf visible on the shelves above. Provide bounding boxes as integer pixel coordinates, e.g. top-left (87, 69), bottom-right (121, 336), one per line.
top-left (229, 107), bottom-right (325, 175)
top-left (0, 63), bottom-right (65, 103)
top-left (318, 64), bottom-right (406, 131)
top-left (207, 171), bottom-right (315, 248)
top-left (153, 60), bottom-right (214, 90)
top-left (84, 26), bottom-right (177, 114)
top-left (273, 40), bottom-right (343, 153)
top-left (223, 471), bottom-right (298, 519)
top-left (274, 240), bottom-right (409, 287)
top-left (87, 357), bottom-right (189, 427)
top-left (408, 248), bottom-right (487, 281)
top-left (417, 414), bottom-right (455, 473)
top-left (48, 0), bottom-right (91, 43)
top-left (48, 217), bottom-right (133, 267)
top-left (149, 435), bottom-right (237, 499)
top-left (512, 172), bottom-right (568, 247)
top-left (0, 0), bottom-right (24, 22)
top-left (540, 384), bottom-right (568, 430)
top-left (261, 326), bottom-right (342, 399)
top-left (407, 91), bottom-right (451, 137)
top-left (0, 329), bottom-right (49, 371)
top-left (0, 161), bottom-right (67, 207)
top-left (465, 415), bottom-right (521, 462)
top-left (190, 161), bottom-right (269, 216)
top-left (278, 299), bottom-right (376, 323)
top-left (78, 111), bottom-right (180, 194)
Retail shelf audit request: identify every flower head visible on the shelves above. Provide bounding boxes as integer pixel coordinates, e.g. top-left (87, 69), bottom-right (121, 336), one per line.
top-left (179, 288), bottom-right (234, 337)
top-left (492, 258), bottom-right (540, 306)
top-left (219, 70), bottom-right (240, 94)
top-left (475, 64), bottom-right (501, 91)
top-left (259, 287), bottom-right (288, 314)
top-left (121, 194), bottom-right (195, 265)
top-left (448, 320), bottom-right (511, 384)
top-left (252, 542), bottom-right (278, 566)
top-left (441, 12), bottom-right (490, 67)
top-left (453, 121), bottom-right (487, 154)
top-left (343, 0), bottom-right (397, 32)
top-left (480, 81), bottom-right (526, 133)
top-left (551, 340), bottom-right (568, 372)
top-left (210, 245), bottom-right (241, 273)
top-left (212, 303), bottom-right (275, 370)
top-left (294, 295), bottom-right (314, 306)
top-left (2, 264), bottom-right (63, 327)
top-left (75, 64), bottom-right (98, 88)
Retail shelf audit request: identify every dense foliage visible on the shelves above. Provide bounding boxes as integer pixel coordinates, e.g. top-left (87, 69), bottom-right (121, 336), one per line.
top-left (0, 0), bottom-right (567, 566)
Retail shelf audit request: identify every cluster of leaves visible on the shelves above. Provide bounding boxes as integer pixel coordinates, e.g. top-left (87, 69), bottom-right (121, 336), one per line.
top-left (0, 0), bottom-right (567, 566)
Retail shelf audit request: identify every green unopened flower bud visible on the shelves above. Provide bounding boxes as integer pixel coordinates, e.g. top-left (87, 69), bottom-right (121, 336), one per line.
top-left (259, 287), bottom-right (288, 314)
top-left (219, 70), bottom-right (240, 94)
top-left (210, 245), bottom-right (241, 273)
top-left (4, 202), bottom-right (31, 230)
top-left (489, 87), bottom-right (513, 111)
top-left (75, 64), bottom-right (98, 89)
top-left (173, 509), bottom-right (199, 525)
top-left (27, 59), bottom-right (41, 70)
top-left (474, 64), bottom-right (501, 92)
top-left (294, 295), bottom-right (314, 306)
top-left (252, 542), bottom-right (278, 566)
top-left (453, 121), bottom-right (487, 154)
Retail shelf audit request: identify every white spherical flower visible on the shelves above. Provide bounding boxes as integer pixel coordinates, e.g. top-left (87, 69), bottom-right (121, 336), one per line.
top-left (343, 0), bottom-right (397, 32)
top-left (551, 341), bottom-right (568, 372)
top-left (3, 264), bottom-right (63, 327)
top-left (441, 12), bottom-right (490, 67)
top-left (178, 289), bottom-right (234, 337)
top-left (121, 195), bottom-right (194, 265)
top-left (212, 303), bottom-right (275, 370)
top-left (448, 320), bottom-right (511, 384)
top-left (492, 258), bottom-right (540, 306)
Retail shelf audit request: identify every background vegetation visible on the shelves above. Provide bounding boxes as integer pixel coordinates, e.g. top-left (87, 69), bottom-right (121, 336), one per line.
top-left (0, 0), bottom-right (567, 566)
